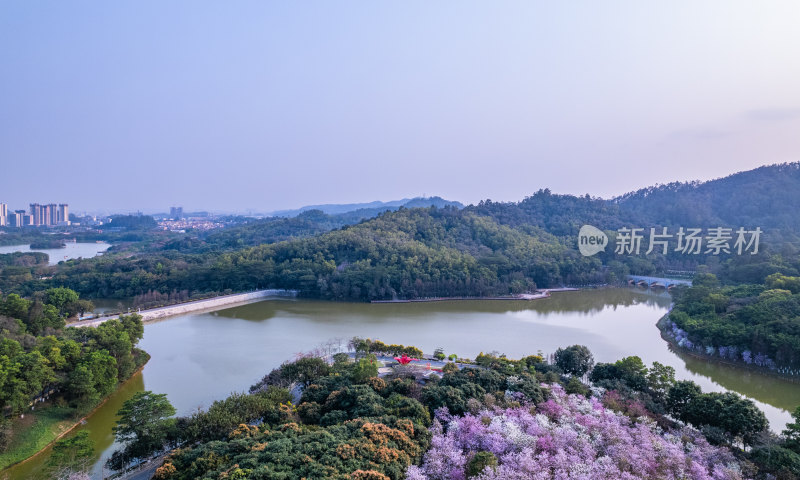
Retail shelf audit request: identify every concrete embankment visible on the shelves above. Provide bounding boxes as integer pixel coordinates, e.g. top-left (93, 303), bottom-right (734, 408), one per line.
top-left (71, 289), bottom-right (296, 327)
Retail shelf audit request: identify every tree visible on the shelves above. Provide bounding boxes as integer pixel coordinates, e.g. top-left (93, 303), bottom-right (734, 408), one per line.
top-left (65, 299), bottom-right (95, 318)
top-left (20, 351), bottom-right (56, 402)
top-left (421, 385), bottom-right (468, 415)
top-left (666, 380), bottom-right (701, 418)
top-left (119, 314), bottom-right (144, 344)
top-left (692, 273), bottom-right (720, 289)
top-left (67, 365), bottom-right (99, 411)
top-left (0, 340), bottom-right (57, 413)
top-left (45, 288), bottom-right (80, 316)
top-left (351, 354), bottom-right (379, 384)
top-left (783, 405), bottom-right (800, 453)
top-left (37, 335), bottom-right (66, 370)
top-left (113, 391), bottom-right (176, 444)
top-left (442, 362), bottom-right (459, 374)
top-left (282, 357), bottom-right (332, 387)
top-left (554, 345), bottom-right (594, 377)
top-left (750, 445), bottom-right (800, 477)
top-left (766, 273), bottom-right (800, 294)
top-left (0, 293), bottom-right (30, 320)
top-left (182, 389), bottom-right (290, 442)
top-left (111, 391), bottom-right (176, 468)
top-left (723, 394), bottom-right (769, 446)
top-left (47, 431), bottom-right (94, 474)
top-left (614, 356), bottom-right (649, 391)
top-left (466, 451), bottom-right (498, 478)
top-left (26, 301), bottom-right (64, 334)
top-left (646, 362), bottom-right (675, 401)
top-left (681, 391), bottom-right (768, 446)
top-left (82, 350), bottom-right (118, 396)
top-left (565, 376), bottom-right (590, 397)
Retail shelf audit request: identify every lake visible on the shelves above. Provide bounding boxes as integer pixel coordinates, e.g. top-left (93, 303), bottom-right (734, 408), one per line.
top-left (6, 287), bottom-right (800, 479)
top-left (0, 242), bottom-right (111, 265)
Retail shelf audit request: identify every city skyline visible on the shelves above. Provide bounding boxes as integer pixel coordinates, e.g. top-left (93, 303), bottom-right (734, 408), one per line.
top-left (0, 202), bottom-right (69, 227)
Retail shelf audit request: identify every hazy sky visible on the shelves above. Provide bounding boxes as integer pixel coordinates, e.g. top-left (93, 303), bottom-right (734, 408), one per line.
top-left (2, 1), bottom-right (800, 213)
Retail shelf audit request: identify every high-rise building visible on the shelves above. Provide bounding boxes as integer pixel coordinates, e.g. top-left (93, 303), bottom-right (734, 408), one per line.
top-left (58, 204), bottom-right (69, 224)
top-left (47, 203), bottom-right (57, 225)
top-left (0, 203), bottom-right (7, 226)
top-left (30, 203), bottom-right (41, 225)
top-left (25, 203), bottom-right (69, 226)
top-left (11, 210), bottom-right (26, 227)
top-left (31, 203), bottom-right (49, 226)
top-left (170, 206), bottom-right (184, 220)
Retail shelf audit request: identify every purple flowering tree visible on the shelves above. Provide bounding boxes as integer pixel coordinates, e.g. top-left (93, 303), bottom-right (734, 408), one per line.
top-left (408, 384), bottom-right (748, 480)
top-left (742, 350), bottom-right (752, 364)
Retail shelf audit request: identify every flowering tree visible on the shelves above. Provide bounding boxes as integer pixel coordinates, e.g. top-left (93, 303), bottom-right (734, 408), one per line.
top-left (407, 384), bottom-right (747, 480)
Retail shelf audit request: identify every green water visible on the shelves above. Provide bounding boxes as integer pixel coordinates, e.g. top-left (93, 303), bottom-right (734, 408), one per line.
top-left (5, 288), bottom-right (800, 479)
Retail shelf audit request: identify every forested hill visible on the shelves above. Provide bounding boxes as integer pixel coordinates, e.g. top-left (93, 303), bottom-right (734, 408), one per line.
top-left (35, 207), bottom-right (604, 300)
top-left (615, 162), bottom-right (800, 233)
top-left (7, 163), bottom-right (800, 301)
top-left (163, 197), bottom-right (464, 253)
top-left (468, 190), bottom-right (636, 238)
top-left (469, 162), bottom-right (800, 240)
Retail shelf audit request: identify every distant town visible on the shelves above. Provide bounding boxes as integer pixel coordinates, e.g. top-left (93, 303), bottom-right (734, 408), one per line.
top-left (0, 202), bottom-right (232, 232)
top-left (0, 203), bottom-right (70, 227)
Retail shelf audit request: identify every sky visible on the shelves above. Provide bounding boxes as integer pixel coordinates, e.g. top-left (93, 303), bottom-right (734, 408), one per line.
top-left (1, 1), bottom-right (800, 214)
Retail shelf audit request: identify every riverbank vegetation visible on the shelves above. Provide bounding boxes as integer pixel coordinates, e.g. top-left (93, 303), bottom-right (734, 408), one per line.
top-left (665, 273), bottom-right (800, 372)
top-left (98, 341), bottom-right (800, 479)
top-left (0, 287), bottom-right (147, 470)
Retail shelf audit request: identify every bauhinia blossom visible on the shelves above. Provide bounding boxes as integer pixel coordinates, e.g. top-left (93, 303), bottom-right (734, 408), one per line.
top-left (407, 384), bottom-right (747, 480)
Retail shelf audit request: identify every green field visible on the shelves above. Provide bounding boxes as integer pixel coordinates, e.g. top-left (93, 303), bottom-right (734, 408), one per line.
top-left (0, 406), bottom-right (75, 470)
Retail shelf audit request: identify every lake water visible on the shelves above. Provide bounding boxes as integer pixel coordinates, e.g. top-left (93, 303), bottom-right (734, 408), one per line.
top-left (6, 288), bottom-right (800, 479)
top-left (0, 242), bottom-right (111, 265)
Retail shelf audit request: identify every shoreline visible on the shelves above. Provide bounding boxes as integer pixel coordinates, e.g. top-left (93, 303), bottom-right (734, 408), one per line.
top-left (656, 313), bottom-right (800, 385)
top-left (370, 288), bottom-right (578, 303)
top-left (0, 361), bottom-right (149, 474)
top-left (70, 289), bottom-right (297, 327)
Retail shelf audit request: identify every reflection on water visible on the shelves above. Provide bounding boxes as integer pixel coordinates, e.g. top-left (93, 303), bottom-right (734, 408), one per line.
top-left (5, 288), bottom-right (799, 479)
top-left (216, 288), bottom-right (673, 321)
top-left (673, 348), bottom-right (800, 412)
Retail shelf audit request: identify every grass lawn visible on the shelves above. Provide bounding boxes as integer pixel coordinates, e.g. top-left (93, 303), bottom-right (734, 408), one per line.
top-left (0, 406), bottom-right (76, 470)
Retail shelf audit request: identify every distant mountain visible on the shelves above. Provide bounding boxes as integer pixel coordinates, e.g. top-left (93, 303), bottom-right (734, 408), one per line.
top-left (268, 196), bottom-right (463, 217)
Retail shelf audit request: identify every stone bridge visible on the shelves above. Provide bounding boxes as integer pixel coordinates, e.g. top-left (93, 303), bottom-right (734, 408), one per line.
top-left (626, 275), bottom-right (692, 290)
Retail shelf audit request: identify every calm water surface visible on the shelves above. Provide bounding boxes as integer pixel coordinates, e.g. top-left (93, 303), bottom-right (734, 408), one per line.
top-left (0, 242), bottom-right (110, 265)
top-left (6, 288), bottom-right (800, 479)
